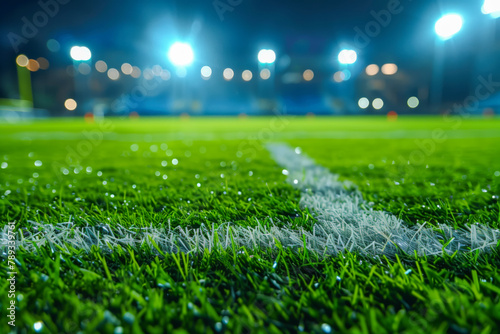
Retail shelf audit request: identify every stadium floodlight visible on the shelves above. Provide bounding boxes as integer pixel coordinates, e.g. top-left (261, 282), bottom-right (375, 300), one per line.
top-left (435, 14), bottom-right (463, 40)
top-left (338, 49), bottom-right (357, 65)
top-left (258, 49), bottom-right (276, 64)
top-left (70, 46), bottom-right (91, 61)
top-left (482, 0), bottom-right (500, 18)
top-left (167, 42), bottom-right (194, 67)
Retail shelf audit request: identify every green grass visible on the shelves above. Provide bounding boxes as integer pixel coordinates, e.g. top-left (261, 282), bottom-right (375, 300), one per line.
top-left (1, 116), bottom-right (500, 333)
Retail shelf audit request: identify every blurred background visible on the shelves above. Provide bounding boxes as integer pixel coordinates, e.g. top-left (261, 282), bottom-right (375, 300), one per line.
top-left (0, 0), bottom-right (499, 120)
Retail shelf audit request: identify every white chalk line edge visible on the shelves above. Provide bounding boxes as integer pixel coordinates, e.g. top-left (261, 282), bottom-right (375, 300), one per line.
top-left (1, 143), bottom-right (499, 258)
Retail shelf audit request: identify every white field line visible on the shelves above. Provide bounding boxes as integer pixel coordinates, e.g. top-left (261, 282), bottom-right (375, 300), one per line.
top-left (1, 143), bottom-right (499, 257)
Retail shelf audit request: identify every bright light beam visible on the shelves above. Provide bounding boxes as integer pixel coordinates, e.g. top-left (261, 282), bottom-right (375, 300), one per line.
top-left (435, 14), bottom-right (463, 40)
top-left (70, 46), bottom-right (91, 61)
top-left (258, 49), bottom-right (276, 64)
top-left (482, 0), bottom-right (500, 18)
top-left (167, 42), bottom-right (194, 67)
top-left (338, 49), bottom-right (357, 65)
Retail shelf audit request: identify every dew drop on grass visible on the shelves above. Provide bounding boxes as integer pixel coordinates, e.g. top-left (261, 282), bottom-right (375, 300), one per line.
top-left (155, 171), bottom-right (160, 176)
top-left (61, 168), bottom-right (69, 175)
top-left (336, 276), bottom-right (341, 282)
top-left (295, 147), bottom-right (302, 154)
top-left (130, 144), bottom-right (139, 151)
top-left (405, 269), bottom-right (412, 275)
top-left (321, 323), bottom-right (332, 333)
top-left (273, 261), bottom-right (277, 269)
top-left (215, 322), bottom-right (223, 332)
top-left (163, 175), bottom-right (168, 180)
top-left (1, 162), bottom-right (7, 169)
top-left (150, 145), bottom-right (158, 153)
top-left (368, 164), bottom-right (374, 169)
top-left (114, 327), bottom-right (124, 334)
top-left (197, 183), bottom-right (201, 187)
top-left (172, 159), bottom-right (178, 165)
top-left (29, 152), bottom-right (35, 158)
top-left (97, 171), bottom-right (103, 177)
top-left (161, 160), bottom-right (168, 167)
top-left (123, 312), bottom-right (135, 324)
top-left (293, 179), bottom-right (298, 184)
top-left (495, 171), bottom-right (500, 177)
top-left (222, 316), bottom-right (229, 325)
top-left (220, 174), bottom-right (225, 178)
top-left (103, 181), bottom-right (107, 185)
top-left (298, 325), bottom-right (304, 332)
top-left (282, 169), bottom-right (289, 175)
top-left (248, 171), bottom-right (253, 176)
top-left (33, 321), bottom-right (43, 332)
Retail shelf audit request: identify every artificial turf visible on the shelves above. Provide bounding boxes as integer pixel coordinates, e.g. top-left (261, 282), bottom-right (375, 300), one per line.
top-left (1, 116), bottom-right (500, 333)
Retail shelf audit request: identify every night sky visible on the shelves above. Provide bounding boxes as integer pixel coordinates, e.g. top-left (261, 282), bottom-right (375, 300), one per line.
top-left (0, 1), bottom-right (488, 64)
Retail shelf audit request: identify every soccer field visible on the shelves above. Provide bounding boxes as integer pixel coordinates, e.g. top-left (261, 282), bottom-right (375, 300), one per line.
top-left (1, 116), bottom-right (500, 333)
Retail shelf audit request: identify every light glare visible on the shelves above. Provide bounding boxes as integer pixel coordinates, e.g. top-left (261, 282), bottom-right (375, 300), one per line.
top-left (167, 42), bottom-right (194, 66)
top-left (258, 49), bottom-right (276, 64)
top-left (338, 49), bottom-right (357, 64)
top-left (70, 46), bottom-right (91, 61)
top-left (435, 14), bottom-right (463, 40)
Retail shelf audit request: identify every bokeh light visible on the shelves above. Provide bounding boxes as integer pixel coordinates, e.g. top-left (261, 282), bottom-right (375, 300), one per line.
top-left (372, 98), bottom-right (384, 110)
top-left (37, 57), bottom-right (49, 70)
top-left (121, 63), bottom-right (133, 75)
top-left (160, 70), bottom-right (171, 80)
top-left (143, 68), bottom-right (154, 80)
top-left (387, 110), bottom-right (398, 121)
top-left (70, 46), bottom-right (91, 61)
top-left (365, 64), bottom-right (379, 76)
top-left (16, 55), bottom-right (29, 67)
top-left (303, 69), bottom-right (314, 81)
top-left (201, 66), bottom-right (212, 79)
top-left (342, 69), bottom-right (352, 81)
top-left (258, 49), bottom-right (276, 64)
top-left (407, 96), bottom-right (420, 108)
top-left (482, 0), bottom-right (500, 18)
top-left (358, 97), bottom-right (370, 109)
top-left (381, 63), bottom-right (398, 75)
top-left (260, 68), bottom-right (271, 80)
top-left (223, 68), bottom-right (234, 81)
top-left (78, 63), bottom-right (91, 75)
top-left (46, 39), bottom-right (60, 52)
top-left (131, 66), bottom-right (141, 78)
top-left (435, 14), bottom-right (463, 40)
top-left (107, 68), bottom-right (120, 80)
top-left (152, 65), bottom-right (162, 76)
top-left (27, 59), bottom-right (40, 72)
top-left (64, 98), bottom-right (77, 111)
top-left (95, 60), bottom-right (108, 73)
top-left (242, 70), bottom-right (253, 81)
top-left (167, 42), bottom-right (194, 66)
top-left (338, 49), bottom-right (357, 64)
top-left (333, 71), bottom-right (345, 82)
